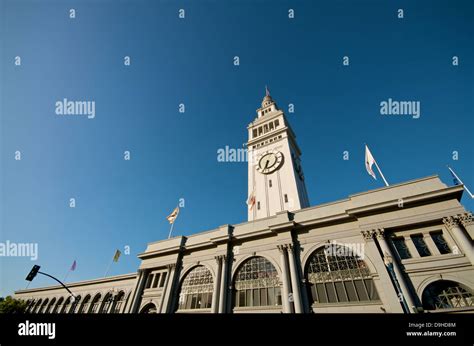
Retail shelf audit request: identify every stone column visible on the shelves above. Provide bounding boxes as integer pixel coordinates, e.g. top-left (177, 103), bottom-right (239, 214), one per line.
top-left (361, 230), bottom-right (404, 313)
top-left (277, 245), bottom-right (292, 313)
top-left (374, 229), bottom-right (416, 312)
top-left (287, 245), bottom-right (303, 313)
top-left (423, 233), bottom-right (441, 256)
top-left (444, 215), bottom-right (474, 265)
top-left (127, 269), bottom-right (148, 313)
top-left (161, 264), bottom-right (176, 313)
top-left (158, 266), bottom-right (171, 313)
top-left (218, 255), bottom-right (227, 313)
top-left (211, 256), bottom-right (222, 313)
top-left (404, 235), bottom-right (419, 258)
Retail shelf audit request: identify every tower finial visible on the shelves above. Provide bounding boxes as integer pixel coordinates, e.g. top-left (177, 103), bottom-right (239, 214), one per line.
top-left (265, 85), bottom-right (270, 97)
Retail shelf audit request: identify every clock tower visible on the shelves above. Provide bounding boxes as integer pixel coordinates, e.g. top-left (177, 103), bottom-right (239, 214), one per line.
top-left (247, 88), bottom-right (310, 221)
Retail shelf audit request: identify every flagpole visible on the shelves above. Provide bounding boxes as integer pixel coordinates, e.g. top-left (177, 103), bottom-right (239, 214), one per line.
top-left (373, 160), bottom-right (389, 187)
top-left (63, 269), bottom-right (72, 282)
top-left (104, 256), bottom-right (114, 278)
top-left (168, 221), bottom-right (175, 239)
top-left (448, 166), bottom-right (474, 198)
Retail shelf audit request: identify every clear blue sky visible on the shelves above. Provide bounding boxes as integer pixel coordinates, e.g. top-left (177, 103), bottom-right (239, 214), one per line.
top-left (1, 0), bottom-right (473, 296)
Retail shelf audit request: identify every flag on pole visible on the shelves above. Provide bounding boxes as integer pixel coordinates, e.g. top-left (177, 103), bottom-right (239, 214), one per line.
top-left (166, 206), bottom-right (180, 224)
top-left (365, 145), bottom-right (377, 180)
top-left (246, 191), bottom-right (256, 210)
top-left (70, 260), bottom-right (77, 271)
top-left (265, 85), bottom-right (270, 97)
top-left (364, 144), bottom-right (389, 186)
top-left (113, 249), bottom-right (121, 262)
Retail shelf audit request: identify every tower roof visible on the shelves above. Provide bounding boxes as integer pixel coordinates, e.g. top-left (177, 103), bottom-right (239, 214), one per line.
top-left (261, 85), bottom-right (274, 107)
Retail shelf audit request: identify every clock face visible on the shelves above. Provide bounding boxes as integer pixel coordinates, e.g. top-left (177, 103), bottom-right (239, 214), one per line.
top-left (257, 151), bottom-right (284, 174)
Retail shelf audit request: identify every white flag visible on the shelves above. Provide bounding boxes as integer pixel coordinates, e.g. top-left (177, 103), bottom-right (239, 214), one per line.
top-left (365, 145), bottom-right (377, 180)
top-left (166, 206), bottom-right (180, 224)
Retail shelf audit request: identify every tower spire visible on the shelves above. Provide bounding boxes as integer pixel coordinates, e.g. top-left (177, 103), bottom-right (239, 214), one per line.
top-left (265, 85), bottom-right (270, 97)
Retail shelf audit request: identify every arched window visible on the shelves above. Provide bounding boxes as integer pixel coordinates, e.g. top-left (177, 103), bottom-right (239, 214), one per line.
top-left (233, 256), bottom-right (282, 308)
top-left (45, 298), bottom-right (56, 314)
top-left (111, 291), bottom-right (125, 313)
top-left (52, 297), bottom-right (63, 313)
top-left (177, 266), bottom-right (214, 311)
top-left (78, 295), bottom-right (91, 313)
top-left (140, 303), bottom-right (157, 313)
top-left (305, 247), bottom-right (379, 304)
top-left (422, 280), bottom-right (473, 310)
top-left (33, 299), bottom-right (43, 313)
top-left (39, 298), bottom-right (49, 313)
top-left (61, 297), bottom-right (72, 313)
top-left (89, 294), bottom-right (101, 313)
top-left (69, 296), bottom-right (81, 313)
top-left (99, 293), bottom-right (113, 313)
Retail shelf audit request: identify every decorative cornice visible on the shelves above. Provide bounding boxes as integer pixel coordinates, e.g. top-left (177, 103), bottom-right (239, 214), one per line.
top-left (361, 230), bottom-right (375, 241)
top-left (374, 229), bottom-right (386, 239)
top-left (458, 212), bottom-right (473, 227)
top-left (442, 216), bottom-right (459, 230)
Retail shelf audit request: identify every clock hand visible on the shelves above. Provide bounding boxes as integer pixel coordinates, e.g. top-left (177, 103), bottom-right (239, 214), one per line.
top-left (264, 160), bottom-right (270, 169)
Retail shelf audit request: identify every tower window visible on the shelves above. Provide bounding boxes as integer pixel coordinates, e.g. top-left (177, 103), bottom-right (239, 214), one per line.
top-left (275, 119), bottom-right (280, 128)
top-left (269, 180), bottom-right (272, 187)
top-left (430, 231), bottom-right (451, 254)
top-left (253, 129), bottom-right (257, 138)
top-left (257, 201), bottom-right (260, 210)
top-left (284, 194), bottom-right (288, 203)
top-left (258, 127), bottom-right (263, 135)
top-left (269, 122), bottom-right (274, 130)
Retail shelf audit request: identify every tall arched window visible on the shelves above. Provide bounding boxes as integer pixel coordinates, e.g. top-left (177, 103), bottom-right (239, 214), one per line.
top-left (111, 291), bottom-right (125, 313)
top-left (39, 299), bottom-right (49, 313)
top-left (177, 266), bottom-right (214, 311)
top-left (69, 296), bottom-right (81, 313)
top-left (89, 294), bottom-right (102, 313)
top-left (99, 293), bottom-right (113, 313)
top-left (422, 280), bottom-right (473, 310)
top-left (233, 256), bottom-right (282, 308)
top-left (61, 297), bottom-right (72, 313)
top-left (33, 299), bottom-right (43, 313)
top-left (52, 297), bottom-right (63, 313)
top-left (45, 298), bottom-right (56, 314)
top-left (78, 295), bottom-right (91, 313)
top-left (305, 247), bottom-right (379, 304)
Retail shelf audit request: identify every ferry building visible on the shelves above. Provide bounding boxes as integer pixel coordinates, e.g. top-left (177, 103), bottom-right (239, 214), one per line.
top-left (15, 91), bottom-right (474, 314)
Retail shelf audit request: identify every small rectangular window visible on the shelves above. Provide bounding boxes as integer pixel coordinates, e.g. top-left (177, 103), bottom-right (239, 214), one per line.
top-left (430, 231), bottom-right (451, 254)
top-left (257, 201), bottom-right (260, 210)
top-left (269, 180), bottom-right (272, 187)
top-left (275, 119), bottom-right (280, 128)
top-left (159, 272), bottom-right (167, 287)
top-left (152, 273), bottom-right (161, 288)
top-left (145, 274), bottom-right (153, 289)
top-left (253, 129), bottom-right (257, 138)
top-left (258, 127), bottom-right (263, 135)
top-left (284, 194), bottom-right (288, 203)
top-left (392, 237), bottom-right (412, 259)
top-left (411, 234), bottom-right (431, 257)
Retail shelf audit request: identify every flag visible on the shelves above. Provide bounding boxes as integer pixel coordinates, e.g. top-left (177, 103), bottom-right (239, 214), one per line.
top-left (246, 191), bottom-right (256, 210)
top-left (365, 145), bottom-right (377, 180)
top-left (265, 85), bottom-right (270, 97)
top-left (166, 206), bottom-right (180, 224)
top-left (113, 250), bottom-right (121, 262)
top-left (70, 260), bottom-right (77, 271)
